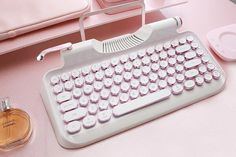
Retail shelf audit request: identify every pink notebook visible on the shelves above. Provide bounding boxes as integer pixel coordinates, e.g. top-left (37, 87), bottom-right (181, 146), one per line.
top-left (0, 0), bottom-right (90, 41)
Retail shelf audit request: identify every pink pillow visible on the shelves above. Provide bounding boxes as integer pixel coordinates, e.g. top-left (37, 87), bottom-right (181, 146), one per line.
top-left (0, 0), bottom-right (90, 41)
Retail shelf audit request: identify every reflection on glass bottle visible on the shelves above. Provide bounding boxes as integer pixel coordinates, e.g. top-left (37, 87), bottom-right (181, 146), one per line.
top-left (0, 98), bottom-right (32, 151)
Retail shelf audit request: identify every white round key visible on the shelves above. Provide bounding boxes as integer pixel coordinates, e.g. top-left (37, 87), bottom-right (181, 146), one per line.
top-left (160, 60), bottom-right (168, 69)
top-left (61, 73), bottom-right (70, 82)
top-left (130, 90), bottom-right (139, 99)
top-left (163, 41), bottom-right (171, 50)
top-left (202, 55), bottom-right (210, 64)
top-left (83, 115), bottom-right (96, 128)
top-left (121, 82), bottom-right (130, 92)
top-left (124, 72), bottom-right (132, 81)
top-left (138, 50), bottom-right (146, 58)
top-left (71, 69), bottom-right (80, 79)
top-left (168, 58), bottom-right (176, 66)
top-left (90, 93), bottom-right (99, 103)
top-left (109, 97), bottom-right (119, 107)
top-left (176, 74), bottom-right (185, 83)
top-left (142, 56), bottom-right (151, 65)
top-left (66, 121), bottom-right (81, 134)
top-left (176, 55), bottom-right (185, 64)
top-left (176, 64), bottom-right (184, 73)
top-left (91, 63), bottom-right (101, 72)
top-left (139, 86), bottom-right (148, 96)
top-left (83, 85), bottom-right (93, 95)
top-left (133, 69), bottom-right (142, 78)
top-left (114, 75), bottom-right (123, 85)
top-left (110, 58), bottom-right (120, 67)
top-left (79, 96), bottom-right (89, 107)
top-left (133, 59), bottom-right (142, 68)
top-left (151, 54), bottom-right (159, 63)
top-left (111, 86), bottom-right (120, 96)
top-left (199, 65), bottom-right (207, 74)
top-left (93, 81), bottom-right (103, 92)
top-left (179, 37), bottom-right (186, 45)
top-left (171, 39), bottom-right (179, 48)
top-left (85, 74), bottom-right (94, 85)
top-left (100, 89), bottom-right (110, 99)
top-left (131, 79), bottom-right (139, 89)
top-left (159, 51), bottom-right (167, 60)
top-left (167, 49), bottom-right (175, 57)
top-left (151, 63), bottom-right (159, 72)
top-left (114, 65), bottom-right (123, 75)
top-left (105, 68), bottom-right (114, 78)
top-left (207, 63), bottom-right (215, 71)
top-left (73, 88), bottom-right (82, 98)
top-left (120, 55), bottom-right (129, 64)
top-left (167, 67), bottom-right (175, 76)
top-left (88, 104), bottom-right (98, 114)
top-left (99, 101), bottom-right (109, 110)
top-left (129, 52), bottom-right (138, 61)
top-left (140, 76), bottom-right (149, 86)
top-left (204, 73), bottom-right (213, 83)
top-left (120, 93), bottom-right (129, 103)
top-left (98, 110), bottom-right (112, 123)
top-left (149, 73), bottom-right (158, 82)
top-left (142, 66), bottom-right (151, 75)
top-left (186, 36), bottom-right (194, 43)
top-left (212, 70), bottom-right (221, 80)
top-left (101, 61), bottom-right (110, 70)
top-left (158, 70), bottom-right (167, 79)
top-left (64, 81), bottom-right (74, 91)
top-left (195, 76), bottom-right (204, 86)
top-left (53, 84), bottom-right (63, 94)
top-left (146, 47), bottom-right (155, 55)
top-left (158, 80), bottom-right (167, 89)
top-left (50, 76), bottom-right (59, 85)
top-left (95, 71), bottom-right (104, 81)
top-left (196, 49), bottom-right (204, 56)
top-left (184, 80), bottom-right (195, 90)
top-left (167, 77), bottom-right (176, 86)
top-left (148, 83), bottom-right (158, 92)
top-left (155, 44), bottom-right (163, 52)
top-left (124, 62), bottom-right (132, 72)
top-left (103, 78), bottom-right (113, 88)
top-left (81, 67), bottom-right (90, 76)
top-left (191, 42), bottom-right (199, 49)
top-left (75, 77), bottom-right (84, 87)
top-left (172, 84), bottom-right (183, 95)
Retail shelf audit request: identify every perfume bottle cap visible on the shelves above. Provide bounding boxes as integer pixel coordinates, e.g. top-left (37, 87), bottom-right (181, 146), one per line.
top-left (0, 98), bottom-right (11, 112)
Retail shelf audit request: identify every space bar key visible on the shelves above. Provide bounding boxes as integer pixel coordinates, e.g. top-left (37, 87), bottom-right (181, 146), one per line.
top-left (113, 89), bottom-right (171, 117)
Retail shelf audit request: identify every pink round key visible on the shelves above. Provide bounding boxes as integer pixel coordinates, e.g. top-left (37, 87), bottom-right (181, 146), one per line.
top-left (71, 69), bottom-right (80, 79)
top-left (85, 74), bottom-right (94, 85)
top-left (105, 68), bottom-right (114, 78)
top-left (120, 55), bottom-right (129, 64)
top-left (133, 59), bottom-right (142, 68)
top-left (91, 63), bottom-right (101, 72)
top-left (140, 76), bottom-right (149, 86)
top-left (151, 63), bottom-right (159, 72)
top-left (114, 65), bottom-right (123, 75)
top-left (129, 52), bottom-right (138, 61)
top-left (64, 81), bottom-right (74, 91)
top-left (146, 47), bottom-right (155, 56)
top-left (61, 73), bottom-right (70, 82)
top-left (142, 66), bottom-right (151, 75)
top-left (167, 67), bottom-right (175, 76)
top-left (124, 62), bottom-right (132, 72)
top-left (110, 58), bottom-right (119, 67)
top-left (83, 85), bottom-right (93, 95)
top-left (142, 56), bottom-right (150, 65)
top-left (101, 61), bottom-right (110, 70)
top-left (90, 93), bottom-right (99, 103)
top-left (149, 73), bottom-right (158, 82)
top-left (149, 83), bottom-right (158, 92)
top-left (53, 84), bottom-right (63, 94)
top-left (109, 97), bottom-right (119, 107)
top-left (155, 44), bottom-right (163, 52)
top-left (81, 67), bottom-right (90, 76)
top-left (176, 74), bottom-right (185, 83)
top-left (73, 88), bottom-right (82, 98)
top-left (158, 80), bottom-right (167, 89)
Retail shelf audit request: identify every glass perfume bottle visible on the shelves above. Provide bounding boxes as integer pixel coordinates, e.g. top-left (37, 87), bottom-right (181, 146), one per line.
top-left (0, 98), bottom-right (32, 151)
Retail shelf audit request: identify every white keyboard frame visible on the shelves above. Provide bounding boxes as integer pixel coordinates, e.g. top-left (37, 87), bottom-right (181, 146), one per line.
top-left (40, 17), bottom-right (226, 148)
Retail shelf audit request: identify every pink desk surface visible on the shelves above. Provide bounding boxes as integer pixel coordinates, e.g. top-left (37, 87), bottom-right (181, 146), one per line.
top-left (1, 0), bottom-right (236, 156)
